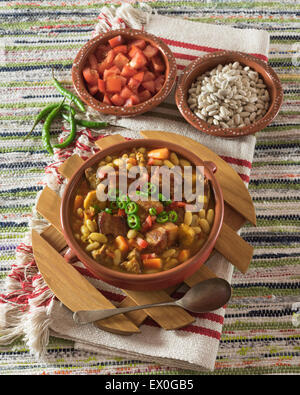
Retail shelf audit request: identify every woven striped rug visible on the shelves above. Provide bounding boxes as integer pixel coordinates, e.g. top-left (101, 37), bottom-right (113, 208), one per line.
top-left (0, 1), bottom-right (299, 375)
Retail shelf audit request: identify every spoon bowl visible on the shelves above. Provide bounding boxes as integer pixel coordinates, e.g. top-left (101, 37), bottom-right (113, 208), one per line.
top-left (73, 278), bottom-right (232, 325)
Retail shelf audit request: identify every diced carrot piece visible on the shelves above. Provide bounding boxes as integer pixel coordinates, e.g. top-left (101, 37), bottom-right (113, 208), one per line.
top-left (133, 71), bottom-right (144, 82)
top-left (103, 94), bottom-right (112, 105)
top-left (142, 80), bottom-right (156, 93)
top-left (128, 77), bottom-right (141, 92)
top-left (120, 86), bottom-right (134, 100)
top-left (97, 78), bottom-right (106, 93)
top-left (121, 64), bottom-right (137, 78)
top-left (106, 49), bottom-right (115, 64)
top-left (115, 236), bottom-right (129, 253)
top-left (143, 45), bottom-right (159, 59)
top-left (178, 249), bottom-right (190, 263)
top-left (143, 71), bottom-right (155, 82)
top-left (88, 53), bottom-right (98, 70)
top-left (141, 253), bottom-right (157, 260)
top-left (139, 89), bottom-right (151, 102)
top-left (87, 84), bottom-right (98, 96)
top-left (110, 93), bottom-right (125, 106)
top-left (82, 67), bottom-right (99, 85)
top-left (119, 75), bottom-right (127, 87)
top-left (154, 75), bottom-right (165, 92)
top-left (108, 35), bottom-right (123, 48)
top-left (73, 195), bottom-right (84, 211)
top-left (127, 157), bottom-right (137, 165)
top-left (128, 45), bottom-right (142, 59)
top-left (129, 51), bottom-right (148, 69)
top-left (113, 53), bottom-right (129, 69)
top-left (142, 258), bottom-right (162, 270)
top-left (130, 39), bottom-right (146, 50)
top-left (148, 148), bottom-right (170, 160)
top-left (136, 237), bottom-right (148, 249)
top-left (103, 65), bottom-right (120, 80)
top-left (113, 45), bottom-right (128, 54)
top-left (106, 75), bottom-right (122, 93)
top-left (151, 55), bottom-right (165, 72)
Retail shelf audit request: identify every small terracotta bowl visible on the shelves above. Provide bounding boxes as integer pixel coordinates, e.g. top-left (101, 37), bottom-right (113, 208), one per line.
top-left (60, 139), bottom-right (224, 291)
top-left (175, 51), bottom-right (283, 138)
top-left (72, 28), bottom-right (177, 117)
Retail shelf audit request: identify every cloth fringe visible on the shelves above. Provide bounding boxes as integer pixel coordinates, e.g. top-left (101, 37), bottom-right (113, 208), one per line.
top-left (93, 3), bottom-right (152, 36)
top-left (0, 127), bottom-right (103, 358)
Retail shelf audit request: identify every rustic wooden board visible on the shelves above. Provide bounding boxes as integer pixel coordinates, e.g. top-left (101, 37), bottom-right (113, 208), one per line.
top-left (32, 229), bottom-right (140, 335)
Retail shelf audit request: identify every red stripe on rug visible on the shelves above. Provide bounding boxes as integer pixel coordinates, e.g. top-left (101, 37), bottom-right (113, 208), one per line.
top-left (220, 155), bottom-right (252, 169)
top-left (160, 37), bottom-right (268, 62)
top-left (144, 318), bottom-right (221, 339)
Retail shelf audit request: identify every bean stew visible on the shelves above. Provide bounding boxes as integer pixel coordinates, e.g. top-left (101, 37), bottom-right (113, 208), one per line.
top-left (71, 147), bottom-right (215, 274)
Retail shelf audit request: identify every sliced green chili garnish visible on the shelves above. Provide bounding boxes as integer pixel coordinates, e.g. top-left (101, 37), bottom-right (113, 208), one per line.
top-left (125, 201), bottom-right (138, 215)
top-left (168, 210), bottom-right (178, 223)
top-left (127, 214), bottom-right (141, 230)
top-left (142, 182), bottom-right (157, 195)
top-left (156, 211), bottom-right (169, 223)
top-left (149, 207), bottom-right (157, 216)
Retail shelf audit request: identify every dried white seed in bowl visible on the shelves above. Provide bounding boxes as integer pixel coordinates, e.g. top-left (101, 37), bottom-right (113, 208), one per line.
top-left (187, 61), bottom-right (270, 129)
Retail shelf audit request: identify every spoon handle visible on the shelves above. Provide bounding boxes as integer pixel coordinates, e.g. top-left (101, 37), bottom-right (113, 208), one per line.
top-left (73, 300), bottom-right (178, 324)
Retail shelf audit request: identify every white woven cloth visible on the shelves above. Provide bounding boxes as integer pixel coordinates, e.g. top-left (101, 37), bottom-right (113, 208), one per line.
top-left (44, 4), bottom-right (270, 371)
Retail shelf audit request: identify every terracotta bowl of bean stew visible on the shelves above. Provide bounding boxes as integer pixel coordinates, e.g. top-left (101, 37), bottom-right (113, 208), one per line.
top-left (72, 29), bottom-right (177, 117)
top-left (175, 50), bottom-right (283, 138)
top-left (60, 139), bottom-right (224, 291)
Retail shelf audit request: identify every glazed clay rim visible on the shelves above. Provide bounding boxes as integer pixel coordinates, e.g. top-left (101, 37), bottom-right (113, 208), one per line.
top-left (175, 50), bottom-right (284, 138)
top-left (60, 139), bottom-right (224, 290)
top-left (71, 28), bottom-right (177, 117)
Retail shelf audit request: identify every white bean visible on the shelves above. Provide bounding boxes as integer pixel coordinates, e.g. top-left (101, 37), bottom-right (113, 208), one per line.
top-left (187, 61), bottom-right (270, 129)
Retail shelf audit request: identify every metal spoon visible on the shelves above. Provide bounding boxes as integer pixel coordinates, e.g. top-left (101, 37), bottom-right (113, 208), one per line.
top-left (73, 278), bottom-right (232, 325)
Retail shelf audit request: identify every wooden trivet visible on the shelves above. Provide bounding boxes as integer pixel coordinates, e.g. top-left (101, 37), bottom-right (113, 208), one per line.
top-left (32, 131), bottom-right (255, 335)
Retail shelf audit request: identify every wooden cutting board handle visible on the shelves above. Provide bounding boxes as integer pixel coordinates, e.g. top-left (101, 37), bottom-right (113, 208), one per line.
top-left (32, 229), bottom-right (140, 335)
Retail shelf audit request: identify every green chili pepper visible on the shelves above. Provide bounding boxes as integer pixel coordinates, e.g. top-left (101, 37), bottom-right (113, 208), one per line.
top-left (127, 214), bottom-right (141, 230)
top-left (108, 188), bottom-right (119, 200)
top-left (24, 103), bottom-right (61, 141)
top-left (53, 105), bottom-right (77, 149)
top-left (61, 112), bottom-right (127, 130)
top-left (52, 69), bottom-right (85, 112)
top-left (110, 201), bottom-right (119, 210)
top-left (24, 103), bottom-right (76, 141)
top-left (125, 201), bottom-right (138, 215)
top-left (42, 99), bottom-right (65, 154)
top-left (105, 208), bottom-right (113, 214)
top-left (149, 207), bottom-right (157, 216)
top-left (156, 211), bottom-right (169, 223)
top-left (92, 204), bottom-right (101, 214)
top-left (142, 182), bottom-right (157, 195)
top-left (116, 197), bottom-right (127, 210)
top-left (168, 210), bottom-right (178, 223)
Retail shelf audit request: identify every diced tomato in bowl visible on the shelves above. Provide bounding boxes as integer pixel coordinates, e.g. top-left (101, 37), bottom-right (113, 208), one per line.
top-left (73, 29), bottom-right (176, 115)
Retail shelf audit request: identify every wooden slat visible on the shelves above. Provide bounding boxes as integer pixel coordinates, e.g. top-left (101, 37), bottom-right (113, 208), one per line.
top-left (41, 225), bottom-right (67, 252)
top-left (36, 186), bottom-right (61, 232)
top-left (32, 230), bottom-right (140, 335)
top-left (215, 223), bottom-right (254, 274)
top-left (95, 134), bottom-right (126, 150)
top-left (140, 130), bottom-right (256, 226)
top-left (123, 289), bottom-right (194, 330)
top-left (58, 154), bottom-right (84, 179)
